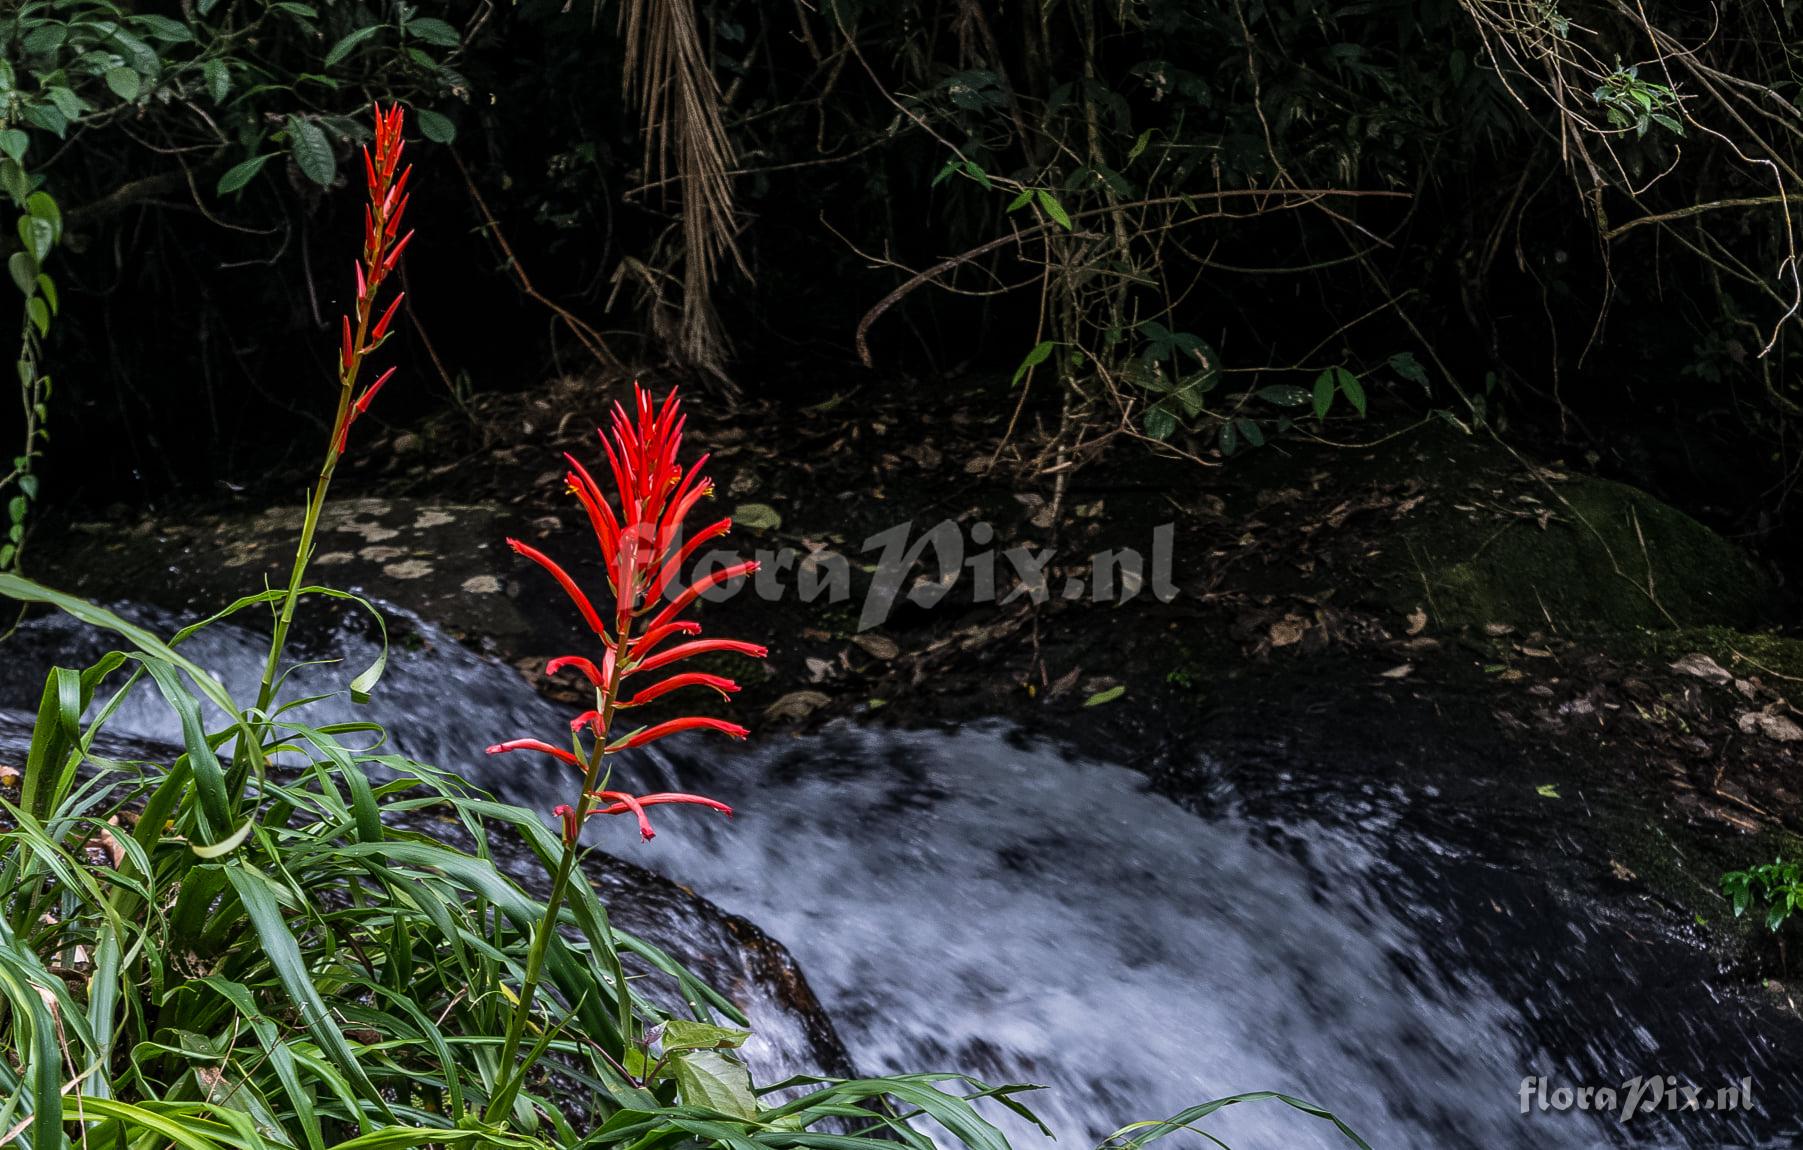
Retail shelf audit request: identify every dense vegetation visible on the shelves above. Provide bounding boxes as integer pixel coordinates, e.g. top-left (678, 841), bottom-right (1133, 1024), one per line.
top-left (0, 82), bottom-right (1381, 1150)
top-left (5, 3), bottom-right (1803, 1146)
top-left (4, 0), bottom-right (1803, 562)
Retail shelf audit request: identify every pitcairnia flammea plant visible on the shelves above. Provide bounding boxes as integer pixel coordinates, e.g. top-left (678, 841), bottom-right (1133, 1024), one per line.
top-left (486, 383), bottom-right (762, 841)
top-left (253, 102), bottom-right (413, 715)
top-left (485, 383), bottom-right (765, 1115)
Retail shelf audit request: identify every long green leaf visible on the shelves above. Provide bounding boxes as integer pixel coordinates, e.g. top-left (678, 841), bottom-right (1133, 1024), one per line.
top-left (0, 953), bottom-right (67, 1150)
top-left (0, 576), bottom-right (266, 771)
top-left (222, 863), bottom-right (393, 1125)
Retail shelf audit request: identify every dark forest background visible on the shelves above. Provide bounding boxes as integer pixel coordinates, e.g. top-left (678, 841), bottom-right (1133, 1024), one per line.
top-left (5, 0), bottom-right (1803, 572)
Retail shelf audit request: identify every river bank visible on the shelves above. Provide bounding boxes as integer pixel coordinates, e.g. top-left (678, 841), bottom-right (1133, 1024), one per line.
top-left (16, 374), bottom-right (1803, 1142)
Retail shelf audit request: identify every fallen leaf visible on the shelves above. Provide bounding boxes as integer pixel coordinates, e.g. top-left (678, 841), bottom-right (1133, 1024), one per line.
top-left (1045, 666), bottom-right (1082, 701)
top-left (733, 502), bottom-right (782, 532)
top-left (1669, 653), bottom-right (1733, 685)
top-left (764, 691), bottom-right (831, 722)
top-left (1084, 685), bottom-right (1126, 707)
top-left (1380, 663), bottom-right (1414, 679)
top-left (804, 657), bottom-right (835, 683)
top-left (1405, 607), bottom-right (1427, 636)
top-left (1737, 710), bottom-right (1803, 742)
top-left (1483, 622), bottom-right (1514, 637)
top-left (1536, 783), bottom-right (1561, 799)
top-left (1269, 615), bottom-right (1308, 647)
top-left (851, 634), bottom-right (900, 660)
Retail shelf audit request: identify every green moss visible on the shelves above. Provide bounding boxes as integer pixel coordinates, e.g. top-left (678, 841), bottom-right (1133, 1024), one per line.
top-left (1360, 429), bottom-right (1774, 634)
top-left (1634, 626), bottom-right (1803, 681)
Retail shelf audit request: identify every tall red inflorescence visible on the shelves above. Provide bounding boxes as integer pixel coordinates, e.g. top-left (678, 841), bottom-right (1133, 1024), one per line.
top-left (487, 384), bottom-right (764, 843)
top-left (335, 104), bottom-right (413, 455)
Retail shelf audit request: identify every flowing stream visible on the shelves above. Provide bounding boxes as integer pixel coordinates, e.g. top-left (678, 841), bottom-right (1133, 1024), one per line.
top-left (2, 603), bottom-right (1800, 1149)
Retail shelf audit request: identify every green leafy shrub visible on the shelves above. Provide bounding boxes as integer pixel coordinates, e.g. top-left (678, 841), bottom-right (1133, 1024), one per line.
top-left (1722, 857), bottom-right (1803, 933)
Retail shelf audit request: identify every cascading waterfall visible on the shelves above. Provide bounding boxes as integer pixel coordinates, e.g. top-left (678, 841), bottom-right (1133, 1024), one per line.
top-left (1, 602), bottom-right (1798, 1149)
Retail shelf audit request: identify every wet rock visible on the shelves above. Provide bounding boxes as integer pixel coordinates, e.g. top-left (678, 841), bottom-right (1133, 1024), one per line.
top-left (41, 497), bottom-right (535, 642)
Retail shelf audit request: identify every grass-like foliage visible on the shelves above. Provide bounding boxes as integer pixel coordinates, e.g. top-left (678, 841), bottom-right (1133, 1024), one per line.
top-left (0, 105), bottom-right (1366, 1150)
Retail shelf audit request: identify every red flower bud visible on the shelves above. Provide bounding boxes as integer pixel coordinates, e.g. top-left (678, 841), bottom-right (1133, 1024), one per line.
top-left (381, 229), bottom-right (415, 273)
top-left (371, 293), bottom-right (404, 343)
top-left (354, 367), bottom-right (396, 414)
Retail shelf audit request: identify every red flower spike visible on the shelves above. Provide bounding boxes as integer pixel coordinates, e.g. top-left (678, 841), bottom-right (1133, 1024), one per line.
top-left (485, 384), bottom-right (765, 843)
top-left (486, 739), bottom-right (584, 768)
top-left (331, 103), bottom-right (416, 460)
top-left (507, 538), bottom-right (609, 639)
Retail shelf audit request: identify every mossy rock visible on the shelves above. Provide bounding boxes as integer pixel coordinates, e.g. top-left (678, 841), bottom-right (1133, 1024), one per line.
top-left (1365, 425), bottom-right (1775, 635)
top-left (1640, 625), bottom-right (1803, 682)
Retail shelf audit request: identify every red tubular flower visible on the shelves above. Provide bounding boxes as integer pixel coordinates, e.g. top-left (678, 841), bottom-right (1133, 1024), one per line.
top-left (552, 790), bottom-right (733, 845)
top-left (486, 383), bottom-right (763, 843)
top-left (629, 619), bottom-right (702, 659)
top-left (608, 716), bottom-right (750, 752)
top-left (507, 538), bottom-right (609, 640)
top-left (486, 739), bottom-right (583, 768)
top-left (632, 638), bottom-right (768, 676)
top-left (587, 791), bottom-right (734, 840)
top-left (554, 804), bottom-right (581, 845)
top-left (622, 672), bottom-right (738, 708)
top-left (546, 655), bottom-right (608, 688)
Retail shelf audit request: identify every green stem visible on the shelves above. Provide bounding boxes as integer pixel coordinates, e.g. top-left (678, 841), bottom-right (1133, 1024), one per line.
top-left (251, 294), bottom-right (372, 721)
top-left (487, 614), bottom-right (630, 1121)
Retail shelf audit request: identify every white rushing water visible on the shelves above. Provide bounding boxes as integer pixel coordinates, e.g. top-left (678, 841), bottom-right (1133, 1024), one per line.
top-left (2, 603), bottom-right (1796, 1149)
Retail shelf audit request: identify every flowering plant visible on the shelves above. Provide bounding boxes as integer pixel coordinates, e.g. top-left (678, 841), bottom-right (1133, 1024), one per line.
top-left (486, 384), bottom-right (762, 844)
top-left (253, 102), bottom-right (413, 716)
top-left (0, 98), bottom-right (1364, 1150)
top-left (484, 382), bottom-right (767, 1112)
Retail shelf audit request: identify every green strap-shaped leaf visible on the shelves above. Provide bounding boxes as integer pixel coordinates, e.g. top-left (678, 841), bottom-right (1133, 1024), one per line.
top-left (0, 575), bottom-right (266, 770)
top-left (0, 953), bottom-right (67, 1150)
top-left (169, 584), bottom-right (389, 703)
top-left (223, 862), bottom-right (394, 1125)
top-left (140, 657), bottom-right (233, 843)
